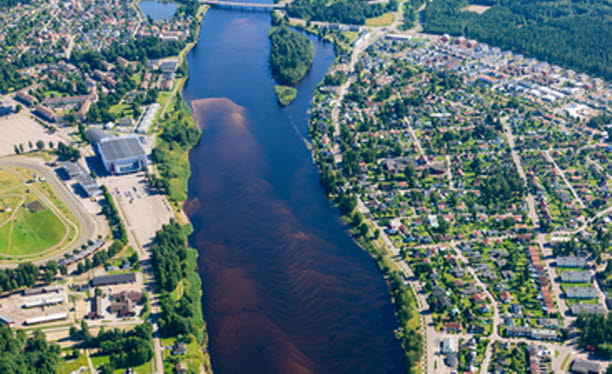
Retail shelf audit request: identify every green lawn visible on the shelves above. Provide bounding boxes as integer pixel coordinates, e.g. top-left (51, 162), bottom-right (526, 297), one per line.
top-left (109, 103), bottom-right (132, 117)
top-left (90, 354), bottom-right (152, 374)
top-left (0, 205), bottom-right (67, 255)
top-left (57, 353), bottom-right (90, 374)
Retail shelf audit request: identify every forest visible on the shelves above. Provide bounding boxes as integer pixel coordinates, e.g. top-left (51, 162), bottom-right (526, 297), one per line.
top-left (269, 26), bottom-right (314, 86)
top-left (575, 313), bottom-right (612, 359)
top-left (287, 0), bottom-right (395, 25)
top-left (0, 326), bottom-right (59, 373)
top-left (421, 0), bottom-right (611, 79)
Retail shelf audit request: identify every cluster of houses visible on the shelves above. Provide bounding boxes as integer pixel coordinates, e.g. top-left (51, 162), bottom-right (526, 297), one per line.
top-left (391, 34), bottom-right (609, 112)
top-left (527, 246), bottom-right (557, 314)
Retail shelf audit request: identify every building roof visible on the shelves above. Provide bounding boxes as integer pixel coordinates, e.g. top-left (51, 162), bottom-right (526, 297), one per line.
top-left (59, 161), bottom-right (84, 179)
top-left (566, 286), bottom-right (598, 299)
top-left (571, 303), bottom-right (605, 315)
top-left (98, 135), bottom-right (146, 162)
top-left (571, 359), bottom-right (601, 374)
top-left (86, 128), bottom-right (112, 144)
top-left (91, 272), bottom-right (136, 287)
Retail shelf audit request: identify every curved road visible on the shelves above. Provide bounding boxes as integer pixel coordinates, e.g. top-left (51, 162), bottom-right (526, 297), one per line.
top-left (0, 156), bottom-right (97, 267)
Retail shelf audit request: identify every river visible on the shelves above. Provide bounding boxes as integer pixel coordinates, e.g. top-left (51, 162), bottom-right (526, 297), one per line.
top-left (179, 7), bottom-right (407, 374)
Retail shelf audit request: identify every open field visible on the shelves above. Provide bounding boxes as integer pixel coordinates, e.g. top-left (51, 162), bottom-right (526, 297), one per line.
top-left (0, 112), bottom-right (64, 157)
top-left (365, 12), bottom-right (396, 26)
top-left (0, 157), bottom-right (98, 266)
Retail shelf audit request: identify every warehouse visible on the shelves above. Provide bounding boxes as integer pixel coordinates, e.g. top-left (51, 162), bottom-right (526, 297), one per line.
top-left (25, 313), bottom-right (67, 325)
top-left (90, 272), bottom-right (136, 287)
top-left (23, 296), bottom-right (64, 309)
top-left (87, 128), bottom-right (147, 175)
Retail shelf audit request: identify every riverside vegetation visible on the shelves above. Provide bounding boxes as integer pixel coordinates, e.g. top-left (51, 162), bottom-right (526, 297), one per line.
top-left (151, 220), bottom-right (211, 372)
top-left (268, 22), bottom-right (314, 105)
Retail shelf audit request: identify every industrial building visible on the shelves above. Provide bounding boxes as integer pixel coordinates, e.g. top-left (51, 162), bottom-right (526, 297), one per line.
top-left (25, 313), bottom-right (68, 325)
top-left (23, 296), bottom-right (64, 309)
top-left (90, 272), bottom-right (136, 287)
top-left (136, 103), bottom-right (160, 134)
top-left (58, 161), bottom-right (102, 197)
top-left (23, 284), bottom-right (63, 296)
top-left (87, 128), bottom-right (147, 175)
top-left (0, 315), bottom-right (14, 328)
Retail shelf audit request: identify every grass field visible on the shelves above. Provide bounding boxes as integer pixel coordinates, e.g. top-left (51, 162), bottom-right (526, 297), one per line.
top-left (365, 12), bottom-right (396, 26)
top-left (57, 353), bottom-right (90, 374)
top-left (91, 353), bottom-right (152, 374)
top-left (0, 167), bottom-right (79, 259)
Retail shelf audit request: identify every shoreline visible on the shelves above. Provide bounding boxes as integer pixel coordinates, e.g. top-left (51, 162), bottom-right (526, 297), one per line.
top-left (151, 3), bottom-right (214, 373)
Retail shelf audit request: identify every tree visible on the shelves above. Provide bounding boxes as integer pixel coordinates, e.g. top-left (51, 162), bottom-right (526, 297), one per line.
top-left (35, 140), bottom-right (45, 150)
top-left (338, 193), bottom-right (358, 215)
top-left (56, 142), bottom-right (81, 161)
top-left (48, 141), bottom-right (54, 149)
top-left (359, 222), bottom-right (369, 237)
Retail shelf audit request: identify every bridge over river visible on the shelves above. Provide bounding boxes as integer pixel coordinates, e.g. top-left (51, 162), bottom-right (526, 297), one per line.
top-left (199, 0), bottom-right (287, 11)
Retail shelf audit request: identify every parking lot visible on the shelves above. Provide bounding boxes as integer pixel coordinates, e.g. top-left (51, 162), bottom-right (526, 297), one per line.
top-left (101, 172), bottom-right (174, 251)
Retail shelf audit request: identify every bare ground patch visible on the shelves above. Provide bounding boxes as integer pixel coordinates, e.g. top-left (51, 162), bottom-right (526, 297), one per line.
top-left (461, 4), bottom-right (491, 14)
top-left (0, 113), bottom-right (63, 157)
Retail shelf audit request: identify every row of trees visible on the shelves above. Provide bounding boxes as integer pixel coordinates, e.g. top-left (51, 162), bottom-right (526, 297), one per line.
top-left (422, 0), bottom-right (611, 79)
top-left (269, 26), bottom-right (314, 86)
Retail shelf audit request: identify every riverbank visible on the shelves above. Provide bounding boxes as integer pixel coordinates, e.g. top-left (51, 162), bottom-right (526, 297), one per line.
top-left (306, 39), bottom-right (424, 372)
top-left (149, 3), bottom-right (213, 373)
top-left (181, 9), bottom-right (407, 372)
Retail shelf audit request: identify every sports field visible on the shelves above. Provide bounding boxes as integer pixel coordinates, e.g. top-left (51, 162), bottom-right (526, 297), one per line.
top-left (0, 167), bottom-right (80, 259)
